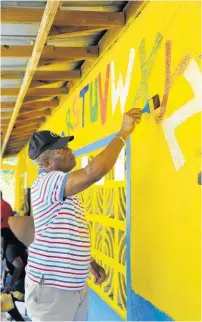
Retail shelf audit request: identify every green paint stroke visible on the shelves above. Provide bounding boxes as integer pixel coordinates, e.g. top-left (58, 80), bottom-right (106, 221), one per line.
top-left (133, 32), bottom-right (163, 108)
top-left (66, 108), bottom-right (73, 135)
top-left (90, 78), bottom-right (98, 123)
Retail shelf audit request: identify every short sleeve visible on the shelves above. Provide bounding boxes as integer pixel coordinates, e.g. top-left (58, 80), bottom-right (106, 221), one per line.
top-left (38, 171), bottom-right (69, 203)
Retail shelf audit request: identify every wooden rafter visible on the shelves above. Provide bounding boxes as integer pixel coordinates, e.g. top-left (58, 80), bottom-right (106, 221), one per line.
top-left (1, 46), bottom-right (99, 60)
top-left (23, 97), bottom-right (55, 104)
top-left (7, 141), bottom-right (28, 147)
top-left (1, 70), bottom-right (81, 81)
top-left (22, 99), bottom-right (58, 109)
top-left (1, 102), bottom-right (15, 109)
top-left (1, 88), bottom-right (68, 97)
top-left (10, 134), bottom-right (34, 140)
top-left (49, 26), bottom-right (107, 39)
top-left (15, 117), bottom-right (46, 127)
top-left (18, 109), bottom-right (51, 120)
top-left (1, 8), bottom-right (125, 27)
top-left (1, 1), bottom-right (62, 157)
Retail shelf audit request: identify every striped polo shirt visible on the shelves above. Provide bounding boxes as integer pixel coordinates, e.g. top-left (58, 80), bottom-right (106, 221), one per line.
top-left (26, 169), bottom-right (91, 290)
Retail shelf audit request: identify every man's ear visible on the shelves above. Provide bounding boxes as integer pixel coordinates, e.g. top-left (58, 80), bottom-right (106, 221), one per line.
top-left (43, 158), bottom-right (52, 170)
top-left (8, 216), bottom-right (35, 247)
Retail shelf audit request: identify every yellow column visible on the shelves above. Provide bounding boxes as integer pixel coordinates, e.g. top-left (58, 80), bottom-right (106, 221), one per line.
top-left (14, 155), bottom-right (21, 213)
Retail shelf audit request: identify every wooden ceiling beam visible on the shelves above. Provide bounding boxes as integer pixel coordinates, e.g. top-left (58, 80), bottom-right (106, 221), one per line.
top-left (1, 112), bottom-right (13, 119)
top-left (0, 102), bottom-right (15, 109)
top-left (49, 26), bottom-right (106, 39)
top-left (10, 134), bottom-right (33, 140)
top-left (1, 8), bottom-right (125, 27)
top-left (15, 117), bottom-right (46, 129)
top-left (7, 140), bottom-right (28, 145)
top-left (1, 121), bottom-right (10, 125)
top-left (30, 80), bottom-right (56, 88)
top-left (21, 99), bottom-right (58, 110)
top-left (10, 133), bottom-right (36, 139)
top-left (1, 88), bottom-right (68, 97)
top-left (7, 139), bottom-right (29, 145)
top-left (7, 141), bottom-right (28, 148)
top-left (23, 97), bottom-right (54, 104)
top-left (1, 70), bottom-right (80, 81)
top-left (18, 108), bottom-right (51, 120)
top-left (1, 1), bottom-right (62, 157)
top-left (1, 46), bottom-right (99, 60)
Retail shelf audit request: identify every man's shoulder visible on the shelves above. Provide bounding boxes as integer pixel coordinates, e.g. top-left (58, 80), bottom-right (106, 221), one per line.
top-left (32, 170), bottom-right (68, 191)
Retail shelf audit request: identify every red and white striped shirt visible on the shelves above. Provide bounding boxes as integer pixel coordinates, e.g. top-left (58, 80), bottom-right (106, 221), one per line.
top-left (26, 169), bottom-right (91, 290)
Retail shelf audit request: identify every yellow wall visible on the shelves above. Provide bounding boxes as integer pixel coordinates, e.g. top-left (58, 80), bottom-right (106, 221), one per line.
top-left (15, 1), bottom-right (201, 320)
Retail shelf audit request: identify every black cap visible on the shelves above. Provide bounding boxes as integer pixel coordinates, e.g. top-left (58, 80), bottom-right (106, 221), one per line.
top-left (28, 131), bottom-right (74, 160)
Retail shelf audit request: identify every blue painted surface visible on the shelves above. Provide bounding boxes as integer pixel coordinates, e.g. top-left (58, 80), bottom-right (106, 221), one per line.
top-left (130, 290), bottom-right (174, 321)
top-left (75, 135), bottom-right (173, 321)
top-left (88, 289), bottom-right (123, 321)
top-left (75, 135), bottom-right (125, 321)
top-left (74, 133), bottom-right (118, 156)
top-left (125, 138), bottom-right (132, 321)
top-left (141, 101), bottom-right (151, 114)
top-left (125, 138), bottom-right (173, 321)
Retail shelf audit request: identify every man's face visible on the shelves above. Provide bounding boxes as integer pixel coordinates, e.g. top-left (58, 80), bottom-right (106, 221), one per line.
top-left (48, 146), bottom-right (76, 172)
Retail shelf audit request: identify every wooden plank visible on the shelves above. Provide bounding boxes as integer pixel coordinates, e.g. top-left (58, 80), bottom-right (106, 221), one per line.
top-left (11, 133), bottom-right (39, 140)
top-left (49, 26), bottom-right (107, 39)
top-left (23, 97), bottom-right (52, 104)
top-left (21, 99), bottom-right (58, 110)
top-left (1, 71), bottom-right (24, 80)
top-left (1, 120), bottom-right (10, 125)
top-left (1, 112), bottom-right (13, 119)
top-left (1, 8), bottom-right (125, 27)
top-left (1, 46), bottom-right (99, 60)
top-left (18, 108), bottom-right (51, 120)
top-left (7, 141), bottom-right (28, 147)
top-left (7, 140), bottom-right (29, 145)
top-left (0, 102), bottom-right (15, 109)
top-left (7, 141), bottom-right (27, 146)
top-left (34, 71), bottom-right (81, 81)
top-left (11, 127), bottom-right (37, 133)
top-left (1, 1), bottom-right (61, 157)
top-left (1, 70), bottom-right (80, 81)
top-left (15, 117), bottom-right (46, 127)
top-left (10, 134), bottom-right (33, 140)
top-left (1, 88), bottom-right (68, 97)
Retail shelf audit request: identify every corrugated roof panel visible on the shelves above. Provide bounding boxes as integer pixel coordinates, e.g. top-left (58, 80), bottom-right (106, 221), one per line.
top-left (1, 80), bottom-right (22, 88)
top-left (61, 1), bottom-right (127, 12)
top-left (1, 23), bottom-right (39, 45)
top-left (1, 1), bottom-right (46, 8)
top-left (1, 58), bottom-right (29, 70)
top-left (1, 23), bottom-right (39, 36)
top-left (0, 97), bottom-right (17, 102)
top-left (1, 37), bottom-right (35, 45)
top-left (48, 31), bottom-right (106, 47)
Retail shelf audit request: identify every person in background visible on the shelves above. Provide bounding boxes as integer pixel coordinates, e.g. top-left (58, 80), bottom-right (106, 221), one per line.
top-left (0, 191), bottom-right (14, 229)
top-left (24, 108), bottom-right (141, 321)
top-left (1, 228), bottom-right (28, 321)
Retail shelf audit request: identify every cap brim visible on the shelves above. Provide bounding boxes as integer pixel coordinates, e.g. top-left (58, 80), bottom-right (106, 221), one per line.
top-left (48, 136), bottom-right (74, 150)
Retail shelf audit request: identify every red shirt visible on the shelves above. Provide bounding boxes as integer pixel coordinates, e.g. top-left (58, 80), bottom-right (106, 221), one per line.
top-left (0, 200), bottom-right (13, 229)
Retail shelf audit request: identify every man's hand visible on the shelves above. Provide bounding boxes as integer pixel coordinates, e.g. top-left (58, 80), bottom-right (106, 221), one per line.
top-left (89, 261), bottom-right (107, 285)
top-left (119, 108), bottom-right (142, 139)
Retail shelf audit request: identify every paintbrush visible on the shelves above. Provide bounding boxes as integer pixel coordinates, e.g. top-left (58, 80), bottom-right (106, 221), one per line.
top-left (141, 94), bottom-right (160, 114)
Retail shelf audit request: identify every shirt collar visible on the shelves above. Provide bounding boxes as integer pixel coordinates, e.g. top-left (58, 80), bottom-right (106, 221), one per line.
top-left (38, 168), bottom-right (48, 175)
